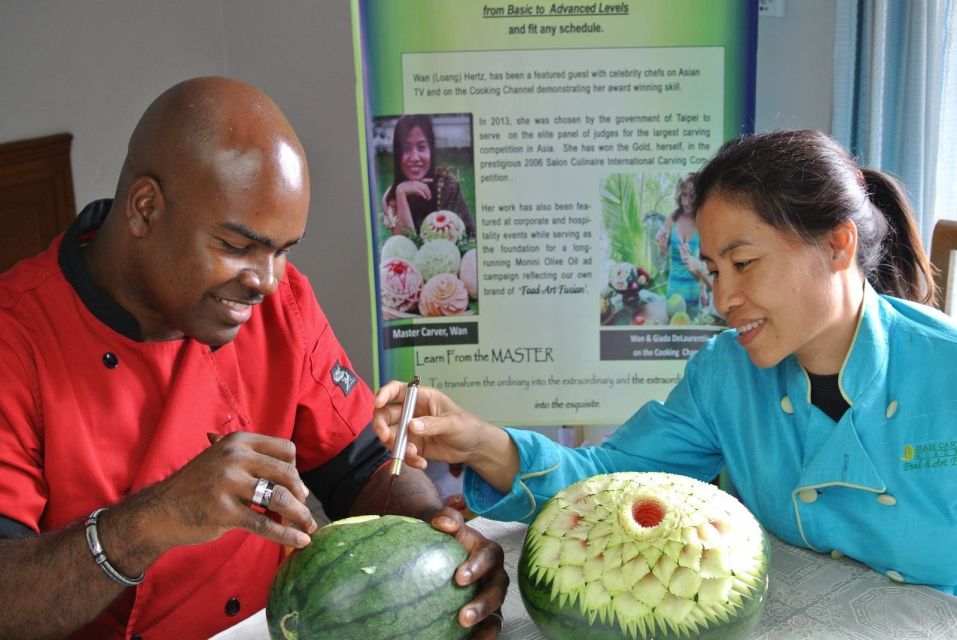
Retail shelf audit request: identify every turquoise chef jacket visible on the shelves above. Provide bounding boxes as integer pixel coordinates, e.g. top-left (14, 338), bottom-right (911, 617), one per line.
top-left (465, 284), bottom-right (957, 594)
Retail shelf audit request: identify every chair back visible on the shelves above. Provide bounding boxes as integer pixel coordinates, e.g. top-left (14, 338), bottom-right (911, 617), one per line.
top-left (930, 219), bottom-right (957, 315)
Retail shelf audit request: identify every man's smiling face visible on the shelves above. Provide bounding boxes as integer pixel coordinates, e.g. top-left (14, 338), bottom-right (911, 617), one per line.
top-left (132, 142), bottom-right (309, 346)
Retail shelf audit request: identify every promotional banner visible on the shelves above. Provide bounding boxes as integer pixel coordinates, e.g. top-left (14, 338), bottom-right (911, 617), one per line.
top-left (353, 0), bottom-right (757, 425)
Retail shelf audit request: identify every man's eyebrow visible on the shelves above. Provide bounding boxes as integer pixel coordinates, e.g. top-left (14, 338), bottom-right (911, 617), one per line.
top-left (219, 222), bottom-right (304, 249)
top-left (700, 239), bottom-right (751, 264)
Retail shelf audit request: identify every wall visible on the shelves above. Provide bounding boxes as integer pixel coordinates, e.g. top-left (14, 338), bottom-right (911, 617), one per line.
top-left (0, 1), bottom-right (228, 207)
top-left (0, 1), bottom-right (835, 384)
top-left (754, 2), bottom-right (835, 132)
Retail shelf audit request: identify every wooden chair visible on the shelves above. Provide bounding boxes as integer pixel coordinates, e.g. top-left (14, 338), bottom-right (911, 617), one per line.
top-left (0, 134), bottom-right (76, 272)
top-left (930, 219), bottom-right (957, 315)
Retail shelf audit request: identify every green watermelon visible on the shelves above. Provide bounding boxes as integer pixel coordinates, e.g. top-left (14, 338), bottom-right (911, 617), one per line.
top-left (267, 514), bottom-right (476, 640)
top-left (519, 472), bottom-right (769, 639)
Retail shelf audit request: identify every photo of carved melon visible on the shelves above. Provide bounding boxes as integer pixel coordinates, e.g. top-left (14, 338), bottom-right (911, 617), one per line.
top-left (519, 472), bottom-right (769, 639)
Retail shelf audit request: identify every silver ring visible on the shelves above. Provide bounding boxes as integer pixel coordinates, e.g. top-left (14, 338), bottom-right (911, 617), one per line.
top-left (252, 478), bottom-right (275, 509)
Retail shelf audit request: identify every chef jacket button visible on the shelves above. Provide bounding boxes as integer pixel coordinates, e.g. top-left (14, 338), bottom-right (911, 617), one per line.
top-left (887, 570), bottom-right (905, 583)
top-left (877, 493), bottom-right (897, 506)
top-left (225, 597), bottom-right (241, 616)
top-left (798, 489), bottom-right (818, 504)
top-left (830, 549), bottom-right (844, 559)
top-left (885, 400), bottom-right (899, 419)
top-left (102, 352), bottom-right (119, 369)
top-left (780, 395), bottom-right (794, 414)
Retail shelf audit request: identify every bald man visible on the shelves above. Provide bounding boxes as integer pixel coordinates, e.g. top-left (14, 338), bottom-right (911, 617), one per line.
top-left (0, 77), bottom-right (505, 639)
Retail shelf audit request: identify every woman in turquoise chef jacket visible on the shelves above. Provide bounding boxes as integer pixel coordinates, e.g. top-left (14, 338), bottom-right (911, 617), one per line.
top-left (373, 129), bottom-right (957, 594)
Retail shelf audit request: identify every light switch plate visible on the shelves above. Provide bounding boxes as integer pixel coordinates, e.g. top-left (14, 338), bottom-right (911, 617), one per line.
top-left (758, 0), bottom-right (786, 18)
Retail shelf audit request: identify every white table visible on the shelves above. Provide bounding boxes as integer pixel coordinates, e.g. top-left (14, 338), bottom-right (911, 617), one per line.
top-left (214, 518), bottom-right (957, 639)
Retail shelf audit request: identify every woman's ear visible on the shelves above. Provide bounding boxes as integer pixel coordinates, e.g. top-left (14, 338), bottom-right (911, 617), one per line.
top-left (125, 177), bottom-right (165, 238)
top-left (828, 221), bottom-right (858, 271)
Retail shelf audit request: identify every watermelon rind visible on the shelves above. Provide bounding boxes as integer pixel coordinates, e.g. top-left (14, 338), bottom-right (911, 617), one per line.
top-left (267, 515), bottom-right (476, 640)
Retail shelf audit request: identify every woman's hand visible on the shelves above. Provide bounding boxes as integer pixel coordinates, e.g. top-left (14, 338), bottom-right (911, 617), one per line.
top-left (372, 381), bottom-right (486, 466)
top-left (386, 179), bottom-right (433, 235)
top-left (372, 381), bottom-right (519, 493)
top-left (431, 507), bottom-right (508, 638)
top-left (679, 244), bottom-right (708, 281)
top-left (395, 179), bottom-right (432, 203)
top-left (656, 218), bottom-right (672, 256)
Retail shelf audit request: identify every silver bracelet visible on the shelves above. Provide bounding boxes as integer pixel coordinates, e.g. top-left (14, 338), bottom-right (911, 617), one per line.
top-left (84, 508), bottom-right (145, 587)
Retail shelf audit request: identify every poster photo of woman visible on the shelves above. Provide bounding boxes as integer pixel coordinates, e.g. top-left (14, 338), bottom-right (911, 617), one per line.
top-left (599, 172), bottom-right (723, 328)
top-left (372, 113), bottom-right (479, 321)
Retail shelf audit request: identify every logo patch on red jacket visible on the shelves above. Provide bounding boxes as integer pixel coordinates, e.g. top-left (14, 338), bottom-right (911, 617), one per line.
top-left (330, 361), bottom-right (358, 397)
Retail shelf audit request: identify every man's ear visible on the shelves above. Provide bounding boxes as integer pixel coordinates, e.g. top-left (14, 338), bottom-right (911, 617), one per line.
top-left (125, 177), bottom-right (165, 238)
top-left (828, 220), bottom-right (858, 271)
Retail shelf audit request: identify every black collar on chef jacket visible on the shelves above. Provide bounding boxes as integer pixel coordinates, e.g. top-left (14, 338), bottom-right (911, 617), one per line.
top-left (808, 371), bottom-right (850, 422)
top-left (59, 199), bottom-right (145, 341)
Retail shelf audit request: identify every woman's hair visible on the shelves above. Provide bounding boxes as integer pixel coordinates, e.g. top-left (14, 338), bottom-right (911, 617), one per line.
top-left (692, 129), bottom-right (936, 305)
top-left (385, 114), bottom-right (437, 210)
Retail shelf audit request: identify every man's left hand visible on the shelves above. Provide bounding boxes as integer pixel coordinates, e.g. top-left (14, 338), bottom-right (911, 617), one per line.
top-left (431, 507), bottom-right (508, 638)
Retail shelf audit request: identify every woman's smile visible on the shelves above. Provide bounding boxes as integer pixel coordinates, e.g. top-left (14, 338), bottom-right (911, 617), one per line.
top-left (734, 318), bottom-right (766, 346)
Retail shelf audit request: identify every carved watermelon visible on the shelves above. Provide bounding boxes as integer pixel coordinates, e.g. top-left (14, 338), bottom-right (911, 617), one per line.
top-left (267, 514), bottom-right (476, 640)
top-left (519, 472), bottom-right (769, 639)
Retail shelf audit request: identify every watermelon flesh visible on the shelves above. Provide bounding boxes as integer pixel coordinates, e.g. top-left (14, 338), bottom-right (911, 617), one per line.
top-left (267, 515), bottom-right (476, 640)
top-left (519, 473), bottom-right (769, 639)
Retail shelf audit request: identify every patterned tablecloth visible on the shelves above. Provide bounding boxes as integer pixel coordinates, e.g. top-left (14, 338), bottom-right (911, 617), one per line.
top-left (214, 518), bottom-right (957, 640)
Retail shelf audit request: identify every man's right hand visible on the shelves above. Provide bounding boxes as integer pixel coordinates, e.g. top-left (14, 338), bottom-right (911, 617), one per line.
top-left (141, 432), bottom-right (316, 552)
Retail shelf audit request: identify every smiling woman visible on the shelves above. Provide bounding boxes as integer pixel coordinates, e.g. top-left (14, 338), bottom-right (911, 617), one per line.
top-left (380, 114), bottom-right (475, 239)
top-left (373, 129), bottom-right (957, 598)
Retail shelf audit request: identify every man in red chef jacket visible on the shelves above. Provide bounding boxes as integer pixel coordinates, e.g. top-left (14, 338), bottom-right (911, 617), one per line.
top-left (0, 76), bottom-right (505, 640)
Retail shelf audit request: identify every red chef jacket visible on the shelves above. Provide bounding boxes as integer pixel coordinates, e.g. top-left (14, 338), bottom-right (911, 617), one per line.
top-left (0, 200), bottom-right (378, 639)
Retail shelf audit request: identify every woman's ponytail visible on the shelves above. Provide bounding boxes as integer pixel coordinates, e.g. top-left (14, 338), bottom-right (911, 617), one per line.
top-left (860, 169), bottom-right (937, 306)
